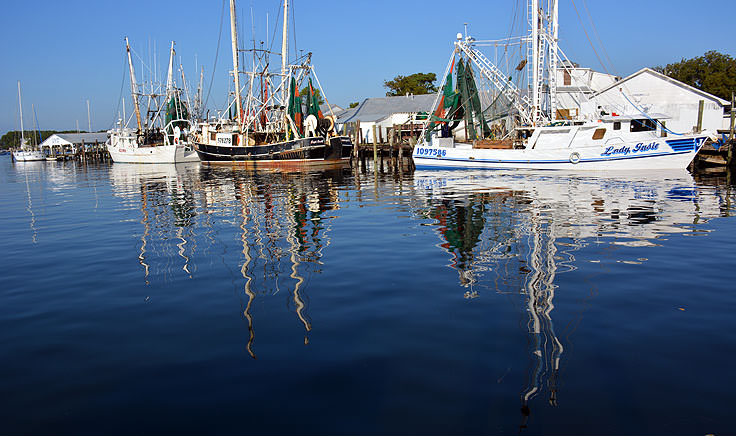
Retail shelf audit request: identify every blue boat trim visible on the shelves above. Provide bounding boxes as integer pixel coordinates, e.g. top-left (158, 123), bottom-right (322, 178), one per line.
top-left (413, 150), bottom-right (694, 165)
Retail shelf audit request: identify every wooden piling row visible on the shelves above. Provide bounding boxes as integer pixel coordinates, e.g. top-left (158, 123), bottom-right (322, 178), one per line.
top-left (344, 121), bottom-right (418, 175)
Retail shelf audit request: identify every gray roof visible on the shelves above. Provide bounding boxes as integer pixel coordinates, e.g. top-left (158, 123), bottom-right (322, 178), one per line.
top-left (337, 94), bottom-right (437, 123)
top-left (52, 133), bottom-right (109, 144)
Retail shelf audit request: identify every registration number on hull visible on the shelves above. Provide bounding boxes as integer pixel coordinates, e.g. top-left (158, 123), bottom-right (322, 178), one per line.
top-left (415, 148), bottom-right (447, 157)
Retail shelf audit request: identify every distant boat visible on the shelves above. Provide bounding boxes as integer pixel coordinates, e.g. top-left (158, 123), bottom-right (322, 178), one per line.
top-left (107, 39), bottom-right (199, 164)
top-left (193, 0), bottom-right (353, 167)
top-left (12, 82), bottom-right (45, 162)
top-left (414, 6), bottom-right (706, 171)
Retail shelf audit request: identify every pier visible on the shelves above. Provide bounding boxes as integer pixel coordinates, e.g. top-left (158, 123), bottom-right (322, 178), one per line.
top-left (344, 120), bottom-right (418, 173)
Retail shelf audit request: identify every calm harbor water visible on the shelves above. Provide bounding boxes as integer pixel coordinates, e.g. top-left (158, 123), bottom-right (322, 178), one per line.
top-left (1, 156), bottom-right (735, 435)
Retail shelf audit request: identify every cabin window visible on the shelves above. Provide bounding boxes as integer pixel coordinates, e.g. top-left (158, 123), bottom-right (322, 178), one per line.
top-left (592, 128), bottom-right (606, 140)
top-left (630, 119), bottom-right (657, 132)
top-left (613, 121), bottom-right (621, 130)
top-left (210, 132), bottom-right (217, 141)
top-left (563, 70), bottom-right (571, 86)
top-left (660, 121), bottom-right (668, 138)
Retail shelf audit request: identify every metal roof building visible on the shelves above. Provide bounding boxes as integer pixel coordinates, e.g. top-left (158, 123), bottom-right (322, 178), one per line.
top-left (40, 132), bottom-right (109, 154)
top-left (593, 68), bottom-right (729, 134)
top-left (337, 94), bottom-right (436, 123)
top-left (336, 95), bottom-right (436, 143)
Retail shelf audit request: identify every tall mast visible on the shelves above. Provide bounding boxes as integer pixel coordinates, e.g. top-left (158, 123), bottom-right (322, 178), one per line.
top-left (17, 81), bottom-right (25, 143)
top-left (281, 0), bottom-right (289, 105)
top-left (549, 0), bottom-right (559, 120)
top-left (166, 41), bottom-right (175, 98)
top-left (126, 37), bottom-right (143, 132)
top-left (230, 0), bottom-right (242, 124)
top-left (87, 99), bottom-right (91, 132)
top-left (529, 0), bottom-right (540, 125)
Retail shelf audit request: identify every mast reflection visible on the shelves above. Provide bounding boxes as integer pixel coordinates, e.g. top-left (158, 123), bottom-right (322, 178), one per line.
top-left (198, 166), bottom-right (347, 356)
top-left (110, 163), bottom-right (201, 285)
top-left (412, 169), bottom-right (724, 431)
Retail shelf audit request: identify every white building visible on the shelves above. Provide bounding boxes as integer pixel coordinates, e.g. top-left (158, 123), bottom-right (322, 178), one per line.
top-left (40, 132), bottom-right (109, 156)
top-left (336, 95), bottom-right (435, 143)
top-left (555, 62), bottom-right (620, 119)
top-left (592, 68), bottom-right (729, 134)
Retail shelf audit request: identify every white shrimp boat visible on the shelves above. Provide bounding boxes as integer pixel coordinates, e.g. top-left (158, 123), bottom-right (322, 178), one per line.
top-left (107, 39), bottom-right (199, 164)
top-left (414, 1), bottom-right (708, 171)
top-left (12, 82), bottom-right (46, 162)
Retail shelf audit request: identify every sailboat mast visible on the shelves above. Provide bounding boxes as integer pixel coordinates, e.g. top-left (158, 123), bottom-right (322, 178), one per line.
top-left (230, 0), bottom-right (242, 124)
top-left (17, 81), bottom-right (25, 143)
top-left (126, 37), bottom-right (143, 132)
top-left (281, 0), bottom-right (289, 107)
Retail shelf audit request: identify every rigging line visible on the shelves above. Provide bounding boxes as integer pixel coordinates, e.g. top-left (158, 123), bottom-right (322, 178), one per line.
top-left (111, 54), bottom-right (128, 129)
top-left (268, 1), bottom-right (283, 56)
top-left (569, 0), bottom-right (610, 76)
top-left (580, 0), bottom-right (618, 77)
top-left (620, 90), bottom-right (686, 136)
top-left (204, 0), bottom-right (227, 112)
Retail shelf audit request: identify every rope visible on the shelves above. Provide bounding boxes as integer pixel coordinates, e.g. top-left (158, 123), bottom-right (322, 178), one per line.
top-left (110, 55), bottom-right (127, 129)
top-left (204, 0), bottom-right (226, 112)
top-left (620, 90), bottom-right (685, 136)
top-left (569, 0), bottom-right (610, 77)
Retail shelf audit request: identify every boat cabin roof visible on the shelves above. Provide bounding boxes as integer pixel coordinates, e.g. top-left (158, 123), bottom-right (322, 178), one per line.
top-left (600, 113), bottom-right (671, 122)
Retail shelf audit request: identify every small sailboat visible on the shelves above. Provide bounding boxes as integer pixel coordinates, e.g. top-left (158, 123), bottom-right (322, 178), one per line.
top-left (107, 39), bottom-right (199, 164)
top-left (414, 1), bottom-right (707, 171)
top-left (193, 0), bottom-right (353, 167)
top-left (12, 82), bottom-right (46, 162)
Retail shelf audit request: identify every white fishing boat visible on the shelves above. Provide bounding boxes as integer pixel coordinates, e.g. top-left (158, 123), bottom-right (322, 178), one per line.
top-left (107, 39), bottom-right (199, 164)
top-left (12, 82), bottom-right (46, 162)
top-left (192, 0), bottom-right (352, 167)
top-left (414, 1), bottom-right (709, 171)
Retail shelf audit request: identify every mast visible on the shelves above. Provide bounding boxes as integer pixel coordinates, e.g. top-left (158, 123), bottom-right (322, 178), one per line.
top-left (87, 99), bottom-right (91, 132)
top-left (230, 0), bottom-right (242, 124)
top-left (281, 0), bottom-right (289, 108)
top-left (17, 81), bottom-right (25, 143)
top-left (126, 37), bottom-right (143, 132)
top-left (529, 0), bottom-right (540, 125)
top-left (166, 41), bottom-right (175, 98)
top-left (549, 0), bottom-right (559, 120)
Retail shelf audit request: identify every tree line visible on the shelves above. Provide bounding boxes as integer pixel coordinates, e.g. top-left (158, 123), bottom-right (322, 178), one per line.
top-left (0, 130), bottom-right (82, 149)
top-left (654, 50), bottom-right (735, 101)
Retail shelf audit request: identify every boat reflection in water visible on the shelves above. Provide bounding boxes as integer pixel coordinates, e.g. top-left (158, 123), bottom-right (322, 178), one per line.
top-left (110, 162), bottom-right (347, 358)
top-left (197, 166), bottom-right (346, 357)
top-left (410, 169), bottom-right (725, 429)
top-left (110, 163), bottom-right (202, 284)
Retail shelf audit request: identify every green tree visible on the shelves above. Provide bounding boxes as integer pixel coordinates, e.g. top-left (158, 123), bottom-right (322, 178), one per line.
top-left (349, 102), bottom-right (360, 109)
top-left (654, 50), bottom-right (736, 100)
top-left (1, 130), bottom-right (79, 149)
top-left (383, 73), bottom-right (438, 96)
top-left (300, 85), bottom-right (325, 106)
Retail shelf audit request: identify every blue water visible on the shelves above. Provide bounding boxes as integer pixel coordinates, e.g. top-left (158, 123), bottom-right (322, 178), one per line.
top-left (1, 156), bottom-right (735, 435)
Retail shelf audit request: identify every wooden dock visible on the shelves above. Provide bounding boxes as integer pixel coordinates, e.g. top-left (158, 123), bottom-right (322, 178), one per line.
top-left (344, 121), bottom-right (419, 174)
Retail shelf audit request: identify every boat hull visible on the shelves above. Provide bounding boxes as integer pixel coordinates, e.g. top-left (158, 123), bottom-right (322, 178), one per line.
top-left (12, 150), bottom-right (46, 162)
top-left (107, 143), bottom-right (200, 164)
top-left (413, 136), bottom-right (706, 171)
top-left (195, 136), bottom-right (353, 167)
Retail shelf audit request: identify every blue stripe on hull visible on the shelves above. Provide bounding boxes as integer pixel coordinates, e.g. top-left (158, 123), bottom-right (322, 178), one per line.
top-left (414, 150), bottom-right (693, 165)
